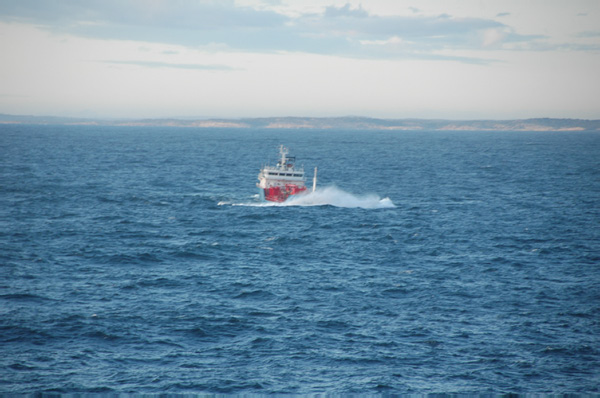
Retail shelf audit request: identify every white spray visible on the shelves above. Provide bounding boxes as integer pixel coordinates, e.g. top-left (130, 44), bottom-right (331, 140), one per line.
top-left (222, 186), bottom-right (395, 209)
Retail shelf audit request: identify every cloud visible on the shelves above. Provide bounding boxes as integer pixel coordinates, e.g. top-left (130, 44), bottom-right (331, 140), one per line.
top-left (101, 60), bottom-right (238, 71)
top-left (0, 0), bottom-right (286, 30)
top-left (577, 31), bottom-right (600, 38)
top-left (0, 1), bottom-right (547, 61)
top-left (324, 4), bottom-right (368, 18)
top-left (302, 10), bottom-right (505, 48)
top-left (481, 27), bottom-right (512, 48)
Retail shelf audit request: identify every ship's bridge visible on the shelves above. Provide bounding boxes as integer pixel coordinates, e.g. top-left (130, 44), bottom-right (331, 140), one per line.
top-left (260, 166), bottom-right (305, 180)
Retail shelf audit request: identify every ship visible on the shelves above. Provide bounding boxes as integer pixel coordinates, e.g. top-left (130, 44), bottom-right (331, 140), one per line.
top-left (257, 145), bottom-right (317, 202)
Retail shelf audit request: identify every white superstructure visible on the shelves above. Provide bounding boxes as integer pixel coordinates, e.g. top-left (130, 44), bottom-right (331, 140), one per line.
top-left (257, 145), bottom-right (313, 202)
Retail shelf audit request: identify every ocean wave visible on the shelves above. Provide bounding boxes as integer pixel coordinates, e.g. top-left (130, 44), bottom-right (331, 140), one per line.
top-left (221, 186), bottom-right (395, 209)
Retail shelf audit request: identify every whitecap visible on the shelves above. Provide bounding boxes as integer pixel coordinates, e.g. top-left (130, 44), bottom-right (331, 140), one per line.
top-left (225, 186), bottom-right (395, 209)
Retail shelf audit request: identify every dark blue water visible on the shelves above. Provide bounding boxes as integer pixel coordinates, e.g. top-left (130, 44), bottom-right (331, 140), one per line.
top-left (1, 125), bottom-right (599, 394)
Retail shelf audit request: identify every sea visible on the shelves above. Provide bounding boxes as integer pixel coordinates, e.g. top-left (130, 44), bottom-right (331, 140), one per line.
top-left (1, 124), bottom-right (599, 395)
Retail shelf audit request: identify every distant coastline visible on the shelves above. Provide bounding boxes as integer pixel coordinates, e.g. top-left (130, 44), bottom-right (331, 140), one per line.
top-left (1, 114), bottom-right (599, 131)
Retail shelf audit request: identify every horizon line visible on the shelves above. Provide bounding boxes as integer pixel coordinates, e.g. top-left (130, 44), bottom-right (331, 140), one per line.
top-left (1, 112), bottom-right (599, 122)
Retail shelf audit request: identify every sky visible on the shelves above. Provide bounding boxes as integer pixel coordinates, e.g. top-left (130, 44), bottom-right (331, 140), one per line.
top-left (0, 0), bottom-right (599, 120)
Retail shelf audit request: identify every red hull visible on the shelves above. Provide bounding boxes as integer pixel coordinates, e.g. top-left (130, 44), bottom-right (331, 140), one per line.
top-left (264, 184), bottom-right (307, 202)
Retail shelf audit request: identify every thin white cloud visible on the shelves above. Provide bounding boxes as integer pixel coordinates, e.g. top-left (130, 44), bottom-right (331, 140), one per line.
top-left (577, 31), bottom-right (600, 38)
top-left (0, 1), bottom-right (545, 62)
top-left (102, 60), bottom-right (239, 71)
top-left (324, 3), bottom-right (369, 18)
top-left (481, 27), bottom-right (512, 48)
top-left (359, 36), bottom-right (408, 47)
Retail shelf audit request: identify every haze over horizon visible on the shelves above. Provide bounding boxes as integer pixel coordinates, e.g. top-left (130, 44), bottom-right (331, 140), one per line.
top-left (1, 1), bottom-right (599, 120)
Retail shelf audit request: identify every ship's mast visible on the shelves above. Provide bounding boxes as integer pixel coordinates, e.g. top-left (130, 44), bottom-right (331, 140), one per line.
top-left (279, 145), bottom-right (288, 169)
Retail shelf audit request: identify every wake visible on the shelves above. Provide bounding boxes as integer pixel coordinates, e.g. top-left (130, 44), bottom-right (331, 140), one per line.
top-left (220, 186), bottom-right (395, 209)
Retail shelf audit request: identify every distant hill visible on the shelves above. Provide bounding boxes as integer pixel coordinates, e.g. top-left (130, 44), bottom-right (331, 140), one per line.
top-left (1, 114), bottom-right (598, 131)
